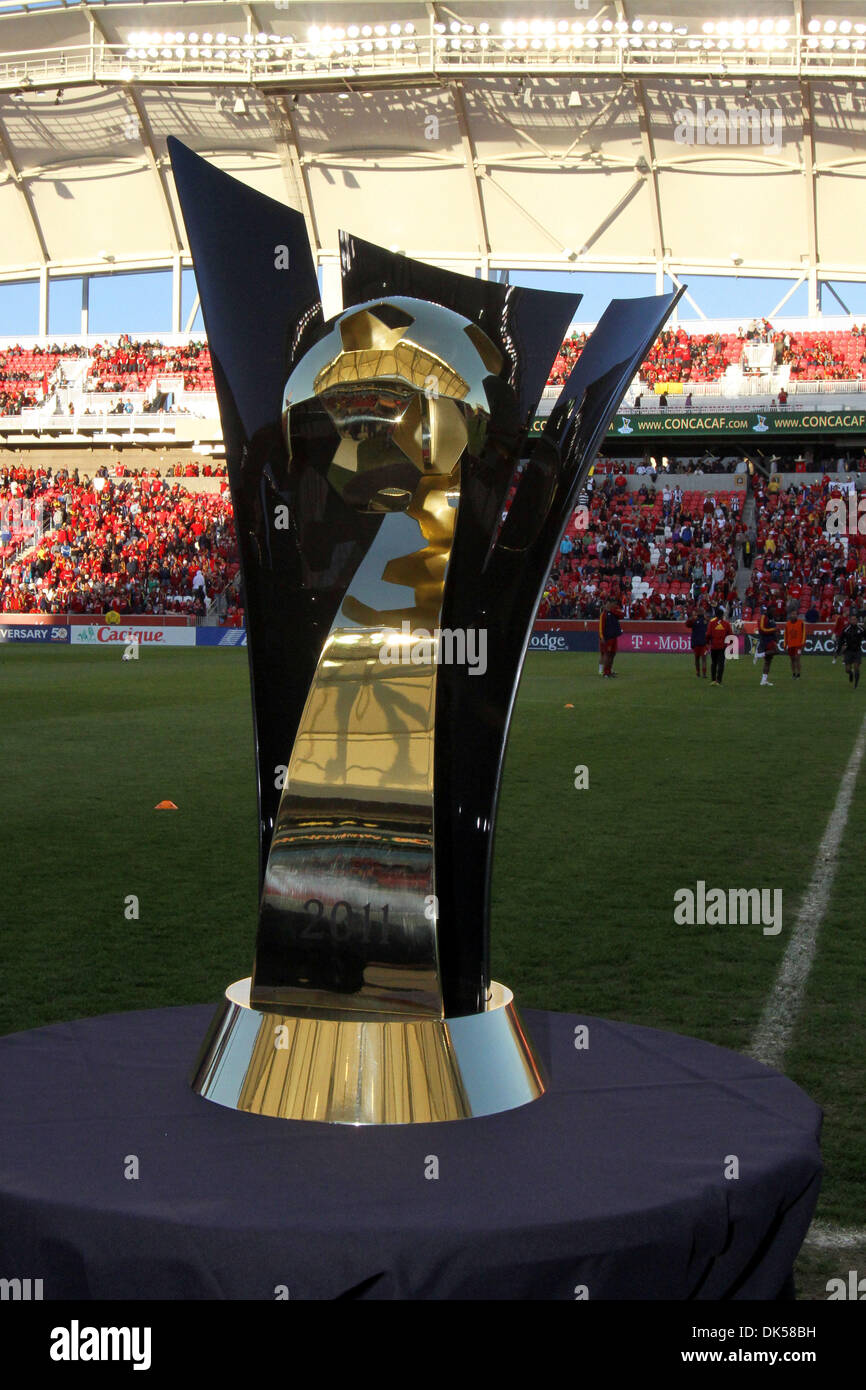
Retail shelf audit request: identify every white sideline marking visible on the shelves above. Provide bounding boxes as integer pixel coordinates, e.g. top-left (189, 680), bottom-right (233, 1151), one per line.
top-left (747, 711), bottom-right (866, 1071)
top-left (804, 1221), bottom-right (866, 1250)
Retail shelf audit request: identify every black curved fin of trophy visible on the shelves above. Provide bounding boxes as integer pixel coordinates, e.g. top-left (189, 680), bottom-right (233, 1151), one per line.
top-left (169, 138), bottom-right (682, 1124)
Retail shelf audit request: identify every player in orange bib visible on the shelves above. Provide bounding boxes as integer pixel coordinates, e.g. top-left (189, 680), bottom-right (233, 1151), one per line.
top-left (785, 613), bottom-right (805, 680)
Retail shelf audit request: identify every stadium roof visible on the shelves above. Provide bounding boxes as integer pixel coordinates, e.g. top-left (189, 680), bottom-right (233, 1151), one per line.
top-left (1, 2), bottom-right (865, 326)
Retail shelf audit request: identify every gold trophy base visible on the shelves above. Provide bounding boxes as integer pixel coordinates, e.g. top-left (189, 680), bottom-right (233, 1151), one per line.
top-left (191, 978), bottom-right (545, 1125)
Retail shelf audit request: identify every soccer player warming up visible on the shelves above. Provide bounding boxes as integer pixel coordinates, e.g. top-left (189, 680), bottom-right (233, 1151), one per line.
top-left (757, 604), bottom-right (780, 687)
top-left (706, 606), bottom-right (732, 686)
top-left (835, 612), bottom-right (866, 689)
top-left (785, 612), bottom-right (805, 679)
top-left (686, 605), bottom-right (709, 678)
top-left (598, 600), bottom-right (622, 678)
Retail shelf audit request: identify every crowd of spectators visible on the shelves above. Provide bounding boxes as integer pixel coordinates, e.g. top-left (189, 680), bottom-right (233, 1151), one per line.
top-left (547, 332), bottom-right (587, 387)
top-left (0, 463), bottom-right (240, 620)
top-left (743, 474), bottom-right (866, 621)
top-left (86, 336), bottom-right (213, 392)
top-left (544, 322), bottom-right (866, 392)
top-left (3, 458), bottom-right (866, 628)
top-left (5, 326), bottom-right (866, 419)
top-left (0, 338), bottom-right (215, 416)
top-left (539, 473), bottom-right (741, 620)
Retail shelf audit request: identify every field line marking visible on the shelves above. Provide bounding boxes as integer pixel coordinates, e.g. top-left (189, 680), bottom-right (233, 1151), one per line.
top-left (804, 1221), bottom-right (866, 1250)
top-left (747, 710), bottom-right (866, 1071)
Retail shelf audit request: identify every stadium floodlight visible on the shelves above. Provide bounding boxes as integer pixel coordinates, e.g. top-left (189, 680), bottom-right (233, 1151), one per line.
top-left (776, 19), bottom-right (790, 33)
top-left (702, 21), bottom-right (715, 35)
top-left (615, 20), bottom-right (628, 34)
top-left (659, 21), bottom-right (673, 34)
top-left (374, 24), bottom-right (387, 37)
top-left (601, 19), bottom-right (613, 32)
top-left (807, 20), bottom-right (821, 34)
top-left (120, 66), bottom-right (133, 81)
top-left (632, 19), bottom-right (644, 32)
top-left (202, 33), bottom-right (213, 44)
top-left (824, 21), bottom-right (838, 35)
top-left (586, 19), bottom-right (599, 33)
top-left (840, 20), bottom-right (853, 34)
top-left (646, 20), bottom-right (658, 33)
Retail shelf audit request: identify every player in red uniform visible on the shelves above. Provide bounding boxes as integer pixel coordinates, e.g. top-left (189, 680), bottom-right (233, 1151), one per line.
top-left (598, 601), bottom-right (622, 678)
top-left (785, 614), bottom-right (805, 679)
top-left (706, 606), bottom-right (732, 685)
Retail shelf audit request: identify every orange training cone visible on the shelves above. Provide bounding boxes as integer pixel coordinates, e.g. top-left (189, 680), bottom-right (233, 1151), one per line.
top-left (155, 800), bottom-right (178, 810)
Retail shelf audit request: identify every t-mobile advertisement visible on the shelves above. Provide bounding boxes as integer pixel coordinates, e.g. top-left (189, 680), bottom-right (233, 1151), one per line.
top-left (531, 621), bottom-right (746, 655)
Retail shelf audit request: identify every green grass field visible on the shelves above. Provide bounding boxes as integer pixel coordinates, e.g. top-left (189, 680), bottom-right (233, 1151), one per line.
top-left (2, 643), bottom-right (864, 1299)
